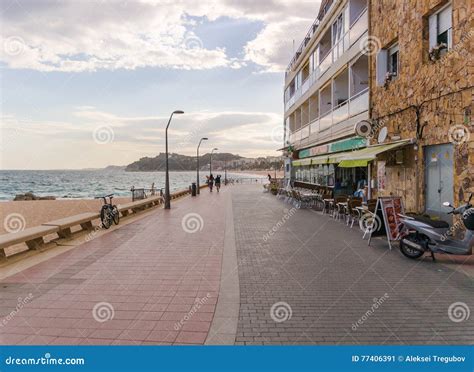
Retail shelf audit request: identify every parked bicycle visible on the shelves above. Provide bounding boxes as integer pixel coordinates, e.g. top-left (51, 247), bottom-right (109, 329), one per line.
top-left (95, 194), bottom-right (120, 229)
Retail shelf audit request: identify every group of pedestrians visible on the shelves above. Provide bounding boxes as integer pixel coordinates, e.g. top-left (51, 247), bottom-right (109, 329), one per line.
top-left (206, 174), bottom-right (222, 193)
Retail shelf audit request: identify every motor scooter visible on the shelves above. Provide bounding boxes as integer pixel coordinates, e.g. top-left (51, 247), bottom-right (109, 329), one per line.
top-left (397, 194), bottom-right (474, 260)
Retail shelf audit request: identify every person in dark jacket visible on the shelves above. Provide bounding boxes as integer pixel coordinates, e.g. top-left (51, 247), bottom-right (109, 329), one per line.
top-left (215, 175), bottom-right (221, 192)
top-left (208, 174), bottom-right (214, 192)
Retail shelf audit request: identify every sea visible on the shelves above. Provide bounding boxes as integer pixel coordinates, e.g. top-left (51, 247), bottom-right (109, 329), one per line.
top-left (0, 170), bottom-right (266, 201)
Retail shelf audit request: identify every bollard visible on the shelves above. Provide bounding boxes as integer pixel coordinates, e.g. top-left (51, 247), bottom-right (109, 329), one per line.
top-left (191, 182), bottom-right (197, 197)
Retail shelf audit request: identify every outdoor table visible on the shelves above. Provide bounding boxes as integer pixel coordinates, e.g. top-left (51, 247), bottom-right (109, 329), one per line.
top-left (323, 198), bottom-right (334, 215)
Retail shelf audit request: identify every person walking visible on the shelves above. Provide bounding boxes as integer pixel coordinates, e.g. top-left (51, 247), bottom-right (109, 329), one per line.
top-left (208, 174), bottom-right (214, 192)
top-left (215, 174), bottom-right (221, 193)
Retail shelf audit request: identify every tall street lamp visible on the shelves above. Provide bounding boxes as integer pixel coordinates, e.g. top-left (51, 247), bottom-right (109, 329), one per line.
top-left (196, 137), bottom-right (208, 195)
top-left (164, 110), bottom-right (184, 210)
top-left (209, 147), bottom-right (218, 177)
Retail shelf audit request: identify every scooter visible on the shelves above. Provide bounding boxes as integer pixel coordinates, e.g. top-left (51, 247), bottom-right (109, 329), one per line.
top-left (397, 194), bottom-right (474, 260)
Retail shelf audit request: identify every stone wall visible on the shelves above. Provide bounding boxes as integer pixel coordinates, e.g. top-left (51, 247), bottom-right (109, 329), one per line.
top-left (368, 0), bottom-right (473, 213)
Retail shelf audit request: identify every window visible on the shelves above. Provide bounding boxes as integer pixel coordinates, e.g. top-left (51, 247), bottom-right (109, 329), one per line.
top-left (429, 4), bottom-right (452, 54)
top-left (376, 42), bottom-right (399, 86)
top-left (387, 44), bottom-right (399, 77)
top-left (332, 13), bottom-right (344, 45)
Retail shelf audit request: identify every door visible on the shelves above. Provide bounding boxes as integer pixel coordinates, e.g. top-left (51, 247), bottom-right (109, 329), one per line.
top-left (424, 144), bottom-right (454, 222)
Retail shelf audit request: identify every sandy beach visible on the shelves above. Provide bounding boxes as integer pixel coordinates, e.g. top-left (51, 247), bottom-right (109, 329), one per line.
top-left (0, 197), bottom-right (131, 235)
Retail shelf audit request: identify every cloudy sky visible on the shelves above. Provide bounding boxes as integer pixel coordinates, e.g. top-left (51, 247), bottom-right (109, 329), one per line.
top-left (1, 0), bottom-right (320, 169)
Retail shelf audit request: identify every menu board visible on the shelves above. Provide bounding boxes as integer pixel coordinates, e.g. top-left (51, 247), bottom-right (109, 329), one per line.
top-left (368, 196), bottom-right (405, 250)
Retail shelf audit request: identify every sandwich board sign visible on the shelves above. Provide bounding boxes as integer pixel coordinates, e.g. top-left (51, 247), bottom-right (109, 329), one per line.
top-left (368, 196), bottom-right (405, 249)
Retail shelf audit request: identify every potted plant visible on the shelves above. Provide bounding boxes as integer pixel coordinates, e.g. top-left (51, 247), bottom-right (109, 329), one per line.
top-left (429, 42), bottom-right (447, 61)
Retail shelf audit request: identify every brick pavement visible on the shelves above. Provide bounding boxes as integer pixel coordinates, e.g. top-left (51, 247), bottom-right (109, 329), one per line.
top-left (232, 186), bottom-right (474, 345)
top-left (0, 188), bottom-right (229, 345)
top-left (1, 184), bottom-right (473, 346)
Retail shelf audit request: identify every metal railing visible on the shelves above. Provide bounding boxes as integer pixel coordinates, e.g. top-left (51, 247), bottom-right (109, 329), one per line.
top-left (288, 88), bottom-right (369, 146)
top-left (284, 7), bottom-right (368, 112)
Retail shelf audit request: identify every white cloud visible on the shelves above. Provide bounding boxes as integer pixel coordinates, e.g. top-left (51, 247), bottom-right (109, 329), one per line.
top-left (0, 109), bottom-right (283, 169)
top-left (0, 0), bottom-right (319, 73)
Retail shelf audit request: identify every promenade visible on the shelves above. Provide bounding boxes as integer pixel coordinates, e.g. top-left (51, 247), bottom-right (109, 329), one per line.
top-left (0, 185), bottom-right (473, 345)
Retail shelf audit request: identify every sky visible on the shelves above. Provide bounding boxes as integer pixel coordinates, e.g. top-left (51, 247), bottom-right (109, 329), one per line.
top-left (0, 0), bottom-right (321, 169)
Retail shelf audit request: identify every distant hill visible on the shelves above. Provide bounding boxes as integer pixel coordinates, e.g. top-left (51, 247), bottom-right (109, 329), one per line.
top-left (125, 153), bottom-right (242, 172)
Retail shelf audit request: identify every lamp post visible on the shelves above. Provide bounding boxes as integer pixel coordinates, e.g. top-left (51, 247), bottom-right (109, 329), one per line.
top-left (209, 147), bottom-right (218, 177)
top-left (196, 137), bottom-right (208, 195)
top-left (164, 110), bottom-right (184, 210)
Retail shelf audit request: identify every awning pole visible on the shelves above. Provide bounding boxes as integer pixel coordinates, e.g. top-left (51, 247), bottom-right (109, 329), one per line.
top-left (368, 162), bottom-right (372, 200)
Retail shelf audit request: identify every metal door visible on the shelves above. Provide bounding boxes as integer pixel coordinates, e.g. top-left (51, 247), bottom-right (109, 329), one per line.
top-left (424, 144), bottom-right (454, 222)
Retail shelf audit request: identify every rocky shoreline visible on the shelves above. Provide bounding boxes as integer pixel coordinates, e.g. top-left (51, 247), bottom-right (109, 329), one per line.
top-left (13, 192), bottom-right (56, 201)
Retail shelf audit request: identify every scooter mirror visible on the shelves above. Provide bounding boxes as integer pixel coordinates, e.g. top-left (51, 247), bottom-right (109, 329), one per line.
top-left (442, 201), bottom-right (452, 208)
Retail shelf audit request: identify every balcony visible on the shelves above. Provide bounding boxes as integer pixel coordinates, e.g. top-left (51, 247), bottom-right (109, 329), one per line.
top-left (284, 7), bottom-right (368, 112)
top-left (287, 88), bottom-right (368, 148)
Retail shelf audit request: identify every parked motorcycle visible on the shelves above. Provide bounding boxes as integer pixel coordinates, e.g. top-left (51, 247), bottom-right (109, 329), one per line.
top-left (397, 194), bottom-right (474, 260)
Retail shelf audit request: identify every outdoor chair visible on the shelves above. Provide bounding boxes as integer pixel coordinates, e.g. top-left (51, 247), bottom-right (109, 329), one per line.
top-left (347, 199), bottom-right (363, 227)
top-left (333, 195), bottom-right (348, 220)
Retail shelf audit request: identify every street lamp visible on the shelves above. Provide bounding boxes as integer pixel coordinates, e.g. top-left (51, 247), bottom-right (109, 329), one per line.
top-left (196, 137), bottom-right (208, 195)
top-left (164, 110), bottom-right (184, 210)
top-left (209, 148), bottom-right (218, 177)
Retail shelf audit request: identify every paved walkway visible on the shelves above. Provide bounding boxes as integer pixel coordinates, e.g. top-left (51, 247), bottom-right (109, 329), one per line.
top-left (1, 184), bottom-right (473, 345)
top-left (232, 186), bottom-right (474, 344)
top-left (0, 187), bottom-right (230, 345)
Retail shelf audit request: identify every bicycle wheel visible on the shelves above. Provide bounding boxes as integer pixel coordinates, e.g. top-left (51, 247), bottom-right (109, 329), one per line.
top-left (100, 206), bottom-right (112, 229)
top-left (112, 205), bottom-right (120, 225)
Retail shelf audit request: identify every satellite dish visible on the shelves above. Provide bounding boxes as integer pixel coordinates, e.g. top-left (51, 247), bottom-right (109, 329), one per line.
top-left (354, 120), bottom-right (372, 138)
top-left (378, 127), bottom-right (388, 143)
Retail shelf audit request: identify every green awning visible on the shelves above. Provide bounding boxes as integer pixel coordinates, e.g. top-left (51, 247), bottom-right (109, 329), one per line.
top-left (311, 155), bottom-right (330, 165)
top-left (338, 140), bottom-right (411, 167)
top-left (338, 159), bottom-right (370, 168)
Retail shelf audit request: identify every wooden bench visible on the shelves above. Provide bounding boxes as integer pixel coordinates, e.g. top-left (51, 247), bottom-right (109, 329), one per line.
top-left (0, 225), bottom-right (60, 257)
top-left (42, 212), bottom-right (99, 238)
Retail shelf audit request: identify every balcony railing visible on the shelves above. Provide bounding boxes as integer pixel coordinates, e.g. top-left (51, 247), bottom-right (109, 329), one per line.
top-left (284, 7), bottom-right (368, 111)
top-left (287, 88), bottom-right (368, 147)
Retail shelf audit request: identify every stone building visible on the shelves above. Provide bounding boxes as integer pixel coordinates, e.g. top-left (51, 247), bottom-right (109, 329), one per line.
top-left (367, 0), bottom-right (473, 218)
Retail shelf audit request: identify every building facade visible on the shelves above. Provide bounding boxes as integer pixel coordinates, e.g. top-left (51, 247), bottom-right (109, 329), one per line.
top-left (283, 0), bottom-right (473, 219)
top-left (368, 0), bottom-right (473, 217)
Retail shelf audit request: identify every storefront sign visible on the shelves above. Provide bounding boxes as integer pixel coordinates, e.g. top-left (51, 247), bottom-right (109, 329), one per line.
top-left (310, 145), bottom-right (329, 156)
top-left (329, 137), bottom-right (366, 153)
top-left (298, 149), bottom-right (311, 158)
top-left (368, 196), bottom-right (405, 250)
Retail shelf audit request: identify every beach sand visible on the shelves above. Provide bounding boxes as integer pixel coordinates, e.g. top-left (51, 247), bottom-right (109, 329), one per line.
top-left (0, 197), bottom-right (130, 235)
